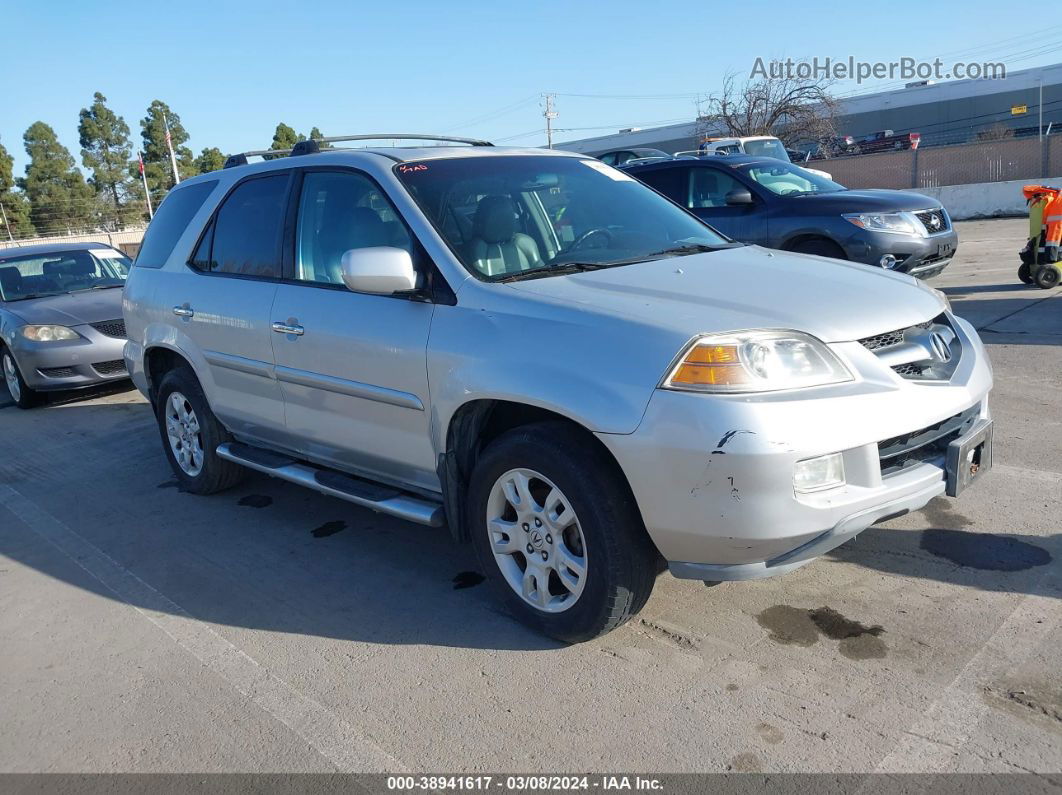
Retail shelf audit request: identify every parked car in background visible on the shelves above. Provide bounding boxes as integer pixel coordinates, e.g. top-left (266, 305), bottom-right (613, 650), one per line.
top-left (853, 130), bottom-right (921, 154)
top-left (623, 154), bottom-right (956, 278)
top-left (596, 147), bottom-right (671, 166)
top-left (0, 242), bottom-right (131, 408)
top-left (124, 135), bottom-right (991, 643)
top-left (676, 136), bottom-right (833, 180)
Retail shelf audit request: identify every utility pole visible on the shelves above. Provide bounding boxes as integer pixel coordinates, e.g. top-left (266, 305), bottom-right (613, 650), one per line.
top-left (163, 114), bottom-right (181, 185)
top-left (0, 202), bottom-right (12, 242)
top-left (543, 93), bottom-right (557, 149)
top-left (1039, 78), bottom-right (1044, 141)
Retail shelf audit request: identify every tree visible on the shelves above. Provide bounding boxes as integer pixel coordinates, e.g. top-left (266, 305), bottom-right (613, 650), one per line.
top-left (20, 122), bottom-right (96, 235)
top-left (309, 126), bottom-right (332, 149)
top-left (267, 122), bottom-right (304, 158)
top-left (976, 123), bottom-right (1014, 142)
top-left (195, 147), bottom-right (226, 174)
top-left (0, 136), bottom-right (35, 239)
top-left (697, 69), bottom-right (838, 147)
top-left (78, 92), bottom-right (138, 228)
top-left (139, 100), bottom-right (195, 206)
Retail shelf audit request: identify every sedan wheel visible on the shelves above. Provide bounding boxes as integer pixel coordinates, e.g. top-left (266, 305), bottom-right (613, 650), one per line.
top-left (164, 391), bottom-right (205, 477)
top-left (486, 468), bottom-right (588, 613)
top-left (3, 352), bottom-right (21, 403)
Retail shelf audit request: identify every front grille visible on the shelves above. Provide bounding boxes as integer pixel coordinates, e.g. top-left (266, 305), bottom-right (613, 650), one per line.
top-left (915, 209), bottom-right (949, 234)
top-left (878, 404), bottom-right (980, 476)
top-left (91, 319), bottom-right (126, 338)
top-left (859, 315), bottom-right (960, 380)
top-left (91, 359), bottom-right (127, 376)
top-left (38, 366), bottom-right (77, 378)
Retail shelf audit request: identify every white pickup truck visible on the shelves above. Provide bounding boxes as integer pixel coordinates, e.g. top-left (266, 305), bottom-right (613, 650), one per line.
top-left (678, 136), bottom-right (834, 180)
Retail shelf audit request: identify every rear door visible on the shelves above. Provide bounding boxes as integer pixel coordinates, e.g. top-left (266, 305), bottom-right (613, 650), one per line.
top-left (270, 168), bottom-right (438, 491)
top-left (173, 172), bottom-right (293, 448)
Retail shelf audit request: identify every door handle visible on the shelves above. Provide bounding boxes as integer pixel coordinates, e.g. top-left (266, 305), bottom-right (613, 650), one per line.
top-left (173, 305), bottom-right (194, 318)
top-left (272, 321), bottom-right (304, 336)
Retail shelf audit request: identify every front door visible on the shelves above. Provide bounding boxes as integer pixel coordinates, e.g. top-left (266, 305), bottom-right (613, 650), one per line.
top-left (686, 166), bottom-right (769, 245)
top-left (270, 169), bottom-right (438, 492)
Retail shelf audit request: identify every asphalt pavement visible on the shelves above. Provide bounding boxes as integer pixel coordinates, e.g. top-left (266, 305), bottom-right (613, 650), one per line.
top-left (0, 217), bottom-right (1059, 774)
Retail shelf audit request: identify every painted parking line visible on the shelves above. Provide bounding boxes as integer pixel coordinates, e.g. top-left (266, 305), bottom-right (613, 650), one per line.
top-left (0, 482), bottom-right (409, 774)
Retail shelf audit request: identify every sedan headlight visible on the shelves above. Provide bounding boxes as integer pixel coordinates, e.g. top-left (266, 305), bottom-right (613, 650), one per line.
top-left (843, 212), bottom-right (922, 236)
top-left (20, 325), bottom-right (80, 342)
top-left (663, 330), bottom-right (853, 393)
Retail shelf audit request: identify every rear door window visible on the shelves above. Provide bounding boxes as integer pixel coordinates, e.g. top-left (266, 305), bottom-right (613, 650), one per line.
top-left (134, 180), bottom-right (218, 268)
top-left (204, 174), bottom-right (289, 278)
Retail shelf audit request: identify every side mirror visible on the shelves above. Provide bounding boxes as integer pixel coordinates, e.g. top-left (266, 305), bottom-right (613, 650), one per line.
top-left (340, 247), bottom-right (418, 295)
top-left (725, 188), bottom-right (754, 206)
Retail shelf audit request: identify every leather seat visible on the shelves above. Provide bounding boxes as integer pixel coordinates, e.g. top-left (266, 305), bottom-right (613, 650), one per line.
top-left (468, 196), bottom-right (542, 277)
top-left (0, 266), bottom-right (23, 299)
top-left (315, 204), bottom-right (389, 284)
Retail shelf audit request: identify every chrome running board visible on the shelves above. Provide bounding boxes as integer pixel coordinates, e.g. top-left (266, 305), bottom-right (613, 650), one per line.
top-left (216, 442), bottom-right (445, 527)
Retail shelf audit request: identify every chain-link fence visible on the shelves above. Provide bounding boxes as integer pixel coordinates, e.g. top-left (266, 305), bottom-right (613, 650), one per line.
top-left (819, 134), bottom-right (1062, 189)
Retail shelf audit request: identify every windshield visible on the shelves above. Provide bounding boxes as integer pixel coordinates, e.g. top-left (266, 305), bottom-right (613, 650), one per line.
top-left (742, 163), bottom-right (847, 196)
top-left (395, 155), bottom-right (728, 281)
top-left (0, 249), bottom-right (131, 301)
top-left (742, 138), bottom-right (790, 161)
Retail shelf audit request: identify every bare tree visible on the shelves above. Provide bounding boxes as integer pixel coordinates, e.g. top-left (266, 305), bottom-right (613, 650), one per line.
top-left (975, 122), bottom-right (1014, 142)
top-left (697, 70), bottom-right (838, 147)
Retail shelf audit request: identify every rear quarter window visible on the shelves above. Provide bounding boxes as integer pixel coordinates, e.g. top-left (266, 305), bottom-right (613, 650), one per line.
top-left (134, 180), bottom-right (218, 269)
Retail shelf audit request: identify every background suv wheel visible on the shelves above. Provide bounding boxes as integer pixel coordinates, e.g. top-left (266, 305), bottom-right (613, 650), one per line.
top-left (467, 421), bottom-right (657, 643)
top-left (155, 365), bottom-right (245, 494)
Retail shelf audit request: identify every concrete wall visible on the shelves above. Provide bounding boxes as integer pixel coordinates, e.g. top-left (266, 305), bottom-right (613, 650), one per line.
top-left (921, 176), bottom-right (1062, 220)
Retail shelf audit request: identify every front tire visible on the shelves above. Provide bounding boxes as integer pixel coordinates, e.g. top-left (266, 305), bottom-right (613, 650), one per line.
top-left (155, 366), bottom-right (245, 494)
top-left (788, 238), bottom-right (847, 260)
top-left (467, 421), bottom-right (657, 643)
top-left (2, 348), bottom-right (41, 409)
top-left (1018, 262), bottom-right (1033, 284)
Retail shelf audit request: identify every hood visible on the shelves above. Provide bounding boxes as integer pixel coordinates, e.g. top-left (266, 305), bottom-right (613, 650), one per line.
top-left (3, 288), bottom-right (124, 327)
top-left (795, 188), bottom-right (940, 212)
top-left (508, 246), bottom-right (945, 343)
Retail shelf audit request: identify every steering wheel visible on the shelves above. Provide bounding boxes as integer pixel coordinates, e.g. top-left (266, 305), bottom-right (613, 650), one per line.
top-left (566, 227), bottom-right (613, 252)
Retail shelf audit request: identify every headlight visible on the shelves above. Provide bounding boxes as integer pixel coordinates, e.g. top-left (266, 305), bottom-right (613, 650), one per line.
top-left (663, 330), bottom-right (853, 393)
top-left (842, 212), bottom-right (922, 236)
top-left (20, 325), bottom-right (80, 342)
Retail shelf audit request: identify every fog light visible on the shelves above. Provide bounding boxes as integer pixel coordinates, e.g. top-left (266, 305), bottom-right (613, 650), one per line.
top-left (794, 453), bottom-right (846, 493)
top-left (879, 254), bottom-right (899, 270)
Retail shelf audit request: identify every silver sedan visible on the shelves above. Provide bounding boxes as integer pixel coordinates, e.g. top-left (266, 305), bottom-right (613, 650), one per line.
top-left (0, 243), bottom-right (131, 408)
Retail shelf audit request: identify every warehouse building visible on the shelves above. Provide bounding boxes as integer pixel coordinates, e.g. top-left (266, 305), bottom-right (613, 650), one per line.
top-left (557, 62), bottom-right (1062, 155)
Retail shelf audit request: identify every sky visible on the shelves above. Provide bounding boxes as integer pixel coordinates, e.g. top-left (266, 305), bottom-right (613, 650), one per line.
top-left (3, 0), bottom-right (1060, 176)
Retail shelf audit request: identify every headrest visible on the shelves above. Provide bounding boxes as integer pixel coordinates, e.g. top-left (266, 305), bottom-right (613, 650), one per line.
top-left (44, 258), bottom-right (96, 276)
top-left (0, 266), bottom-right (22, 293)
top-left (473, 195), bottom-right (517, 245)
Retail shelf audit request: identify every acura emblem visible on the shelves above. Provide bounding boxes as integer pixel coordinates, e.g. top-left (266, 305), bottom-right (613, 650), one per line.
top-left (930, 331), bottom-right (952, 362)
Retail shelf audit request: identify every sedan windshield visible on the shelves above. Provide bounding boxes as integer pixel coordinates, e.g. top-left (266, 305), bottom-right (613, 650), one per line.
top-left (742, 163), bottom-right (847, 196)
top-left (395, 155), bottom-right (729, 281)
top-left (0, 249), bottom-right (131, 301)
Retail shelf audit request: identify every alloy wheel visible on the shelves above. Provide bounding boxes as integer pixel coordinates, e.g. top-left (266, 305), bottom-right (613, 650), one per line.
top-left (164, 391), bottom-right (204, 477)
top-left (3, 353), bottom-right (21, 403)
top-left (485, 468), bottom-right (588, 613)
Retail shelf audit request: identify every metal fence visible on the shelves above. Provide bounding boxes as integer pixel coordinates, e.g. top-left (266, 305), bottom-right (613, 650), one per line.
top-left (816, 135), bottom-right (1062, 190)
top-left (1, 227), bottom-right (146, 257)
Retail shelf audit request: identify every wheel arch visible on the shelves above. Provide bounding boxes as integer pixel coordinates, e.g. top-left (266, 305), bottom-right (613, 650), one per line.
top-left (143, 344), bottom-right (199, 407)
top-left (438, 399), bottom-right (645, 544)
top-left (781, 233), bottom-right (847, 257)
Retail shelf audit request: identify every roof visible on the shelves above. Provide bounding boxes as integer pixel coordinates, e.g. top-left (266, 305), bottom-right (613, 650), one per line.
top-left (179, 145), bottom-right (581, 186)
top-left (623, 154), bottom-right (772, 171)
top-left (0, 241), bottom-right (121, 259)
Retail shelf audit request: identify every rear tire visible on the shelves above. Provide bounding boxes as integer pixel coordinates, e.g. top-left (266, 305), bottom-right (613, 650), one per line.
top-left (1018, 263), bottom-right (1033, 284)
top-left (155, 365), bottom-right (245, 495)
top-left (2, 348), bottom-right (41, 409)
top-left (1035, 265), bottom-right (1060, 289)
top-left (467, 421), bottom-right (657, 643)
top-left (788, 238), bottom-right (847, 260)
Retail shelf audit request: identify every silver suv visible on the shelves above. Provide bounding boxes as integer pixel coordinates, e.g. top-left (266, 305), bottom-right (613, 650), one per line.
top-left (123, 134), bottom-right (993, 642)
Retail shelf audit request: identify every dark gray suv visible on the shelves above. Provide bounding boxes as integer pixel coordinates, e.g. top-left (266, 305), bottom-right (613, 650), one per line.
top-left (625, 155), bottom-right (957, 278)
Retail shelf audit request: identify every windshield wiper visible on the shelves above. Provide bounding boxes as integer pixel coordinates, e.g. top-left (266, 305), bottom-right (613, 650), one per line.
top-left (494, 262), bottom-right (606, 283)
top-left (87, 283), bottom-right (124, 289)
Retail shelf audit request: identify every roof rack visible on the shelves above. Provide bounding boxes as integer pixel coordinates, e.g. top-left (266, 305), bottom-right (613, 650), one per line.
top-left (223, 134), bottom-right (492, 169)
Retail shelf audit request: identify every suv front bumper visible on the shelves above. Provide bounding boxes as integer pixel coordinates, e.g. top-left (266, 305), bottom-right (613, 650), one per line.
top-left (596, 316), bottom-right (992, 581)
